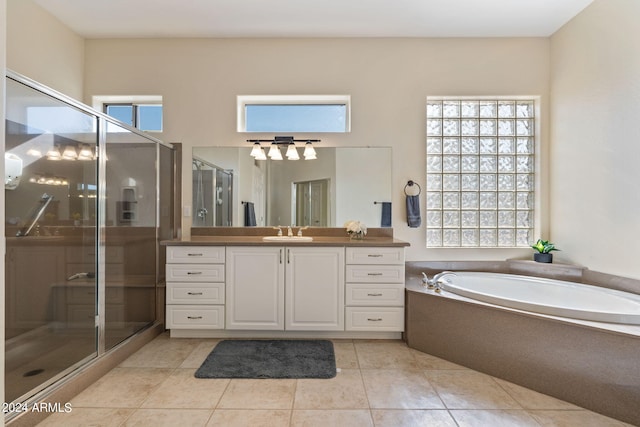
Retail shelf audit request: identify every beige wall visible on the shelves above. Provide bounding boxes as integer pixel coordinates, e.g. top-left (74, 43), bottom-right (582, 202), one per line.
top-left (83, 37), bottom-right (550, 261)
top-left (7, 0), bottom-right (84, 100)
top-left (550, 0), bottom-right (640, 279)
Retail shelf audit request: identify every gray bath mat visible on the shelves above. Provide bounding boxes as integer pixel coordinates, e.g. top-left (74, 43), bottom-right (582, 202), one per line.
top-left (195, 339), bottom-right (336, 379)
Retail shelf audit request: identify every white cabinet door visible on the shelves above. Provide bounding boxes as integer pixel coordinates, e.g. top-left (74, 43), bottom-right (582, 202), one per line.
top-left (285, 247), bottom-right (345, 331)
top-left (225, 246), bottom-right (285, 330)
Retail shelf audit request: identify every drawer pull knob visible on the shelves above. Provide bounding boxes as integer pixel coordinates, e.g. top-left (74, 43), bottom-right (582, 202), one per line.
top-left (367, 293), bottom-right (383, 296)
top-left (367, 273), bottom-right (383, 276)
top-left (187, 316), bottom-right (203, 320)
top-left (367, 254), bottom-right (383, 257)
top-left (187, 292), bottom-right (203, 295)
top-left (187, 271), bottom-right (203, 275)
top-left (367, 318), bottom-right (383, 322)
top-left (187, 253), bottom-right (203, 257)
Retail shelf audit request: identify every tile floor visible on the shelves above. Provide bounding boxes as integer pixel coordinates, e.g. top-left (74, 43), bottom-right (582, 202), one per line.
top-left (37, 333), bottom-right (632, 426)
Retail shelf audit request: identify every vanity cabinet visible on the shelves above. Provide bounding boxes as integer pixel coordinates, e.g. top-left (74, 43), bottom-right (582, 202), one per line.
top-left (344, 247), bottom-right (405, 331)
top-left (165, 246), bottom-right (225, 330)
top-left (225, 246), bottom-right (345, 331)
top-left (225, 246), bottom-right (284, 330)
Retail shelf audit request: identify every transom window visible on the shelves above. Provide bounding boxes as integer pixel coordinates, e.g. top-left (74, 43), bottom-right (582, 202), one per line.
top-left (104, 103), bottom-right (163, 132)
top-left (425, 97), bottom-right (538, 248)
top-left (238, 95), bottom-right (350, 133)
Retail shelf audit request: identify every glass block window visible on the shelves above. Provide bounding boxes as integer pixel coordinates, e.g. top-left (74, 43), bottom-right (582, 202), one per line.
top-left (426, 98), bottom-right (537, 248)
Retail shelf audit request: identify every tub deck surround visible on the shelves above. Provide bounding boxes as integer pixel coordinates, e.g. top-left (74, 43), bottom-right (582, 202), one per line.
top-left (405, 274), bottom-right (640, 426)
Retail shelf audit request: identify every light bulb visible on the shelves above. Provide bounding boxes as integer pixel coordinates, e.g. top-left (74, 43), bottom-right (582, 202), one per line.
top-left (303, 142), bottom-right (317, 160)
top-left (62, 145), bottom-right (78, 160)
top-left (46, 146), bottom-right (62, 160)
top-left (255, 147), bottom-right (267, 160)
top-left (250, 142), bottom-right (263, 158)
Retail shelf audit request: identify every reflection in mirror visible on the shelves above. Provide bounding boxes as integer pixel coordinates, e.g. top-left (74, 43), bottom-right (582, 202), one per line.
top-left (192, 147), bottom-right (392, 228)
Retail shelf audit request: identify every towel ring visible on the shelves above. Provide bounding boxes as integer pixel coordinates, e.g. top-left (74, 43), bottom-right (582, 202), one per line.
top-left (404, 180), bottom-right (422, 196)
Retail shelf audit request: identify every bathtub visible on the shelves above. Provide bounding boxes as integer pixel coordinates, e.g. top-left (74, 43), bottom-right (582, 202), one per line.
top-left (405, 268), bottom-right (640, 426)
top-left (436, 271), bottom-right (640, 325)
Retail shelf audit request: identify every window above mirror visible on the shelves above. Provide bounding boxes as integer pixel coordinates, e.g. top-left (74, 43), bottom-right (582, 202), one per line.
top-left (237, 95), bottom-right (350, 133)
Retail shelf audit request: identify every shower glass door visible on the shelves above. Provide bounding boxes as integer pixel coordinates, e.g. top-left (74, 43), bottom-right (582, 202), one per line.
top-left (4, 77), bottom-right (98, 403)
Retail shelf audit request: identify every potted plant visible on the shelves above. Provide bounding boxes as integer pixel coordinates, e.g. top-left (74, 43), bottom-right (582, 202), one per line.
top-left (531, 239), bottom-right (559, 263)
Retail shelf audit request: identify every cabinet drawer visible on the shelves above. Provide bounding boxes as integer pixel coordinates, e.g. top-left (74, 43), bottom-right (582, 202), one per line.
top-left (166, 282), bottom-right (225, 304)
top-left (346, 284), bottom-right (404, 306)
top-left (345, 307), bottom-right (404, 331)
top-left (167, 246), bottom-right (225, 264)
top-left (166, 305), bottom-right (225, 329)
top-left (166, 264), bottom-right (225, 282)
top-left (345, 265), bottom-right (405, 283)
top-left (346, 247), bottom-right (404, 265)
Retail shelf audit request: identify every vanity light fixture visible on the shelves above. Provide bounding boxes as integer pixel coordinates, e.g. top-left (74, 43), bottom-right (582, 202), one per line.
top-left (247, 136), bottom-right (320, 161)
top-left (78, 144), bottom-right (93, 160)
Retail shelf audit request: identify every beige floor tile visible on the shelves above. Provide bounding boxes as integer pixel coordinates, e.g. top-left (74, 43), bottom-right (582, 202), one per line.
top-left (424, 370), bottom-right (521, 410)
top-left (371, 409), bottom-right (457, 427)
top-left (36, 408), bottom-right (134, 427)
top-left (71, 367), bottom-right (173, 408)
top-left (207, 409), bottom-right (291, 427)
top-left (493, 378), bottom-right (581, 410)
top-left (217, 379), bottom-right (296, 409)
top-left (362, 369), bottom-right (445, 409)
top-left (450, 409), bottom-right (541, 427)
top-left (528, 410), bottom-right (635, 427)
top-left (119, 334), bottom-right (200, 369)
top-left (354, 341), bottom-right (420, 370)
top-left (141, 368), bottom-right (229, 409)
top-left (179, 340), bottom-right (221, 369)
top-left (291, 409), bottom-right (373, 427)
top-left (333, 341), bottom-right (359, 369)
top-left (409, 349), bottom-right (469, 370)
top-left (294, 369), bottom-right (368, 409)
top-left (122, 408), bottom-right (213, 427)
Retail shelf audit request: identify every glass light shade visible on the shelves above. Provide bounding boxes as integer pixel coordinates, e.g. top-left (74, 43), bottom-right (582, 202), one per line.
top-left (250, 143), bottom-right (263, 158)
top-left (285, 144), bottom-right (300, 160)
top-left (78, 144), bottom-right (93, 160)
top-left (303, 142), bottom-right (317, 159)
top-left (255, 147), bottom-right (267, 160)
top-left (268, 144), bottom-right (283, 160)
top-left (62, 145), bottom-right (78, 160)
top-left (46, 146), bottom-right (62, 160)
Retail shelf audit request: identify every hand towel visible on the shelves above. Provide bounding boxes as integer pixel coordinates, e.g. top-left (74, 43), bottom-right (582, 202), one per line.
top-left (244, 202), bottom-right (257, 226)
top-left (381, 202), bottom-right (392, 227)
top-left (406, 195), bottom-right (421, 228)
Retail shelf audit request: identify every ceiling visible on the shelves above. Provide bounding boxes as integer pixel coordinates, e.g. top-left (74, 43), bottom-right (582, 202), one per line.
top-left (35, 0), bottom-right (594, 39)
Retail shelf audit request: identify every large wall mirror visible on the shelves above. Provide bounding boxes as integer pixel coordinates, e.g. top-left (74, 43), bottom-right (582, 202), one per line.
top-left (192, 147), bottom-right (392, 228)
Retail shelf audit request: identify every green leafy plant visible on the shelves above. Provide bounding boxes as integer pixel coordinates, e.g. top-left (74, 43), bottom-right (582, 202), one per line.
top-left (531, 239), bottom-right (559, 254)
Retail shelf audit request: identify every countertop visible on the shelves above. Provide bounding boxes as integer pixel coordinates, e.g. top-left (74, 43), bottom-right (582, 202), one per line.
top-left (162, 235), bottom-right (410, 247)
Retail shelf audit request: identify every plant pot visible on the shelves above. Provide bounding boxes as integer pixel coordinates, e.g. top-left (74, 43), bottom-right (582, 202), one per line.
top-left (534, 252), bottom-right (553, 263)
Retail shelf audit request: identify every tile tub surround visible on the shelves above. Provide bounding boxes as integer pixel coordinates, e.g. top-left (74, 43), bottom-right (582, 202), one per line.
top-left (34, 333), bottom-right (631, 427)
top-left (405, 282), bottom-right (640, 426)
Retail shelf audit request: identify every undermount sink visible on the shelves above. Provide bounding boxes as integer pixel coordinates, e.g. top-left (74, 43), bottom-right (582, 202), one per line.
top-left (262, 236), bottom-right (314, 242)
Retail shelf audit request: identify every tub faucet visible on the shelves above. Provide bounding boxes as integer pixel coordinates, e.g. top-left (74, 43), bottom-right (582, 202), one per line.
top-left (432, 271), bottom-right (457, 293)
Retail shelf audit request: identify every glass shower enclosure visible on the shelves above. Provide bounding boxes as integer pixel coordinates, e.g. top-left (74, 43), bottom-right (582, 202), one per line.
top-left (4, 71), bottom-right (174, 415)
